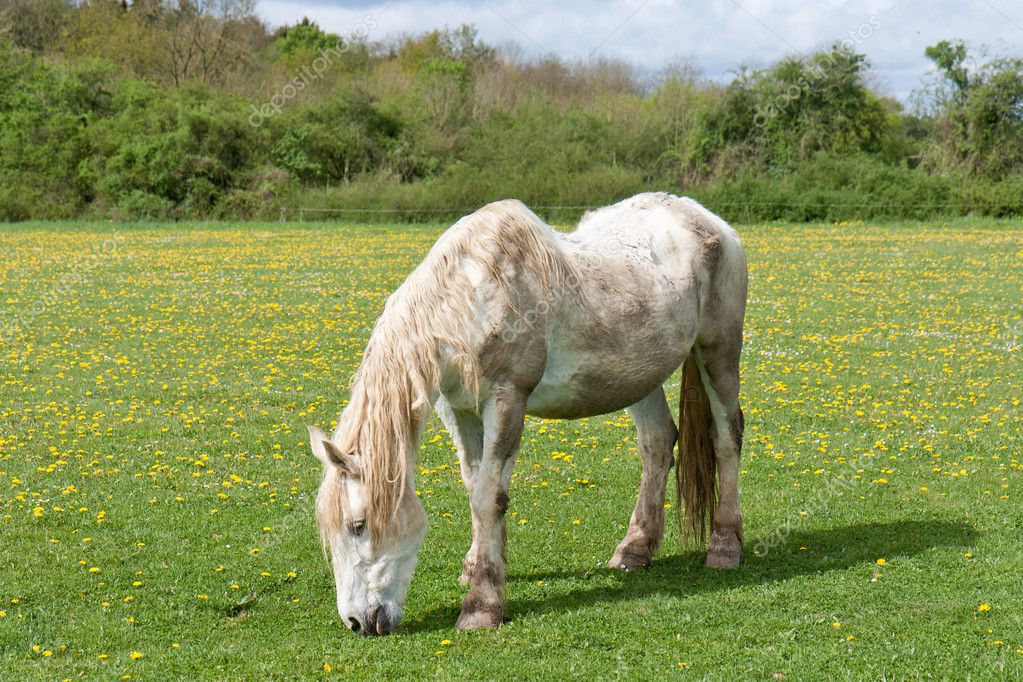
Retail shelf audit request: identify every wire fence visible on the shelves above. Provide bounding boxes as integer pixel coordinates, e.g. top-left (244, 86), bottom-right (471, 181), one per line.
top-left (278, 205), bottom-right (596, 221)
top-left (278, 199), bottom-right (994, 223)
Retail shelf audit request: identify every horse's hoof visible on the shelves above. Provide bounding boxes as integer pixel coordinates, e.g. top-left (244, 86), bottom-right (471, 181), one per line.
top-left (705, 549), bottom-right (741, 569)
top-left (705, 529), bottom-right (742, 569)
top-left (608, 545), bottom-right (652, 571)
top-left (455, 608), bottom-right (503, 630)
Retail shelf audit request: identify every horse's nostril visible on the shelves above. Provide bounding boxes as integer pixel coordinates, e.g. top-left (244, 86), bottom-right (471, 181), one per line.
top-left (347, 617), bottom-right (361, 633)
top-left (370, 606), bottom-right (385, 635)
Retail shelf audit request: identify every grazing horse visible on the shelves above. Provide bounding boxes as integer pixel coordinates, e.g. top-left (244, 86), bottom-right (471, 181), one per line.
top-left (309, 192), bottom-right (748, 634)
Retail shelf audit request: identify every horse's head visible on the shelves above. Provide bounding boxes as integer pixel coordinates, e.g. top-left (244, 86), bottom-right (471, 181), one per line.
top-left (309, 426), bottom-right (427, 636)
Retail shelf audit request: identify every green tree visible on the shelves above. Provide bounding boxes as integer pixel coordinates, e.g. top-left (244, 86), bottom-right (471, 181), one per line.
top-left (924, 40), bottom-right (972, 103)
top-left (920, 41), bottom-right (1023, 178)
top-left (687, 45), bottom-right (896, 177)
top-left (0, 0), bottom-right (70, 54)
top-left (271, 18), bottom-right (340, 57)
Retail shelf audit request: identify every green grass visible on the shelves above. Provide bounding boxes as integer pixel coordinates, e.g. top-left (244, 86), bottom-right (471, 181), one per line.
top-left (0, 217), bottom-right (1021, 680)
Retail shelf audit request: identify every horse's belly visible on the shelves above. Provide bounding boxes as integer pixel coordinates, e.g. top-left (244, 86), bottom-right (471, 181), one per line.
top-left (525, 334), bottom-right (686, 419)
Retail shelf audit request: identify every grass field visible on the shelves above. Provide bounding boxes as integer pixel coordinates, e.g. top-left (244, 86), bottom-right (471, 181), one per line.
top-left (1, 218), bottom-right (1021, 680)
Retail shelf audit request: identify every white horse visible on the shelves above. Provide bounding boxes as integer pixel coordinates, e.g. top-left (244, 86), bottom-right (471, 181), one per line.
top-left (309, 192), bottom-right (748, 634)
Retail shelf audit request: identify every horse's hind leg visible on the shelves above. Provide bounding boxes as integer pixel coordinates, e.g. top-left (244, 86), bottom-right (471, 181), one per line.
top-left (609, 386), bottom-right (678, 570)
top-left (697, 339), bottom-right (745, 568)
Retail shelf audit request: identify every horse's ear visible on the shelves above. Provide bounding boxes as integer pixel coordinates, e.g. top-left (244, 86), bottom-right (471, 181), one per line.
top-left (308, 426), bottom-right (360, 478)
top-left (308, 426), bottom-right (336, 466)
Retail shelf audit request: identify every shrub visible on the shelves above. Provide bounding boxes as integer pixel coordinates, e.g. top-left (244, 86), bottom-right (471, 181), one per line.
top-left (117, 190), bottom-right (175, 220)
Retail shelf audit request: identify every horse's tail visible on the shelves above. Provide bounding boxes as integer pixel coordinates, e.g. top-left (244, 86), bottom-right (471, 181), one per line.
top-left (675, 347), bottom-right (717, 543)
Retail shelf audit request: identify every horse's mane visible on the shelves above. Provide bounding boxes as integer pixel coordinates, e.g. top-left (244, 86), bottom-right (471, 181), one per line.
top-left (317, 200), bottom-right (574, 548)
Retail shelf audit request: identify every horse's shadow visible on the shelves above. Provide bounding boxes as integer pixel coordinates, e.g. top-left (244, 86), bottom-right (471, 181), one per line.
top-left (405, 519), bottom-right (976, 633)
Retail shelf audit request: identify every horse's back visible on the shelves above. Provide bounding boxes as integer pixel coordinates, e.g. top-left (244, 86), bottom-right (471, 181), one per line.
top-left (570, 191), bottom-right (747, 337)
top-left (573, 192), bottom-right (741, 263)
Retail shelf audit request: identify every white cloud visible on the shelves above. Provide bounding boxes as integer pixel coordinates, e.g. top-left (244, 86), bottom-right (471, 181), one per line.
top-left (257, 0), bottom-right (1023, 99)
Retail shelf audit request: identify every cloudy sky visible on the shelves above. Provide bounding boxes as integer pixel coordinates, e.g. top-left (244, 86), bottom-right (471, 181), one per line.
top-left (257, 0), bottom-right (1023, 100)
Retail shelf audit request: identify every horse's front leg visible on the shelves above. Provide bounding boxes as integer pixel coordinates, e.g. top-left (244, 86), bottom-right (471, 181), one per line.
top-left (434, 397), bottom-right (486, 586)
top-left (455, 388), bottom-right (526, 630)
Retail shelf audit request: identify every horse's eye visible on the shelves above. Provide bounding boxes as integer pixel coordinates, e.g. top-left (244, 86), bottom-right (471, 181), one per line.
top-left (350, 520), bottom-right (366, 536)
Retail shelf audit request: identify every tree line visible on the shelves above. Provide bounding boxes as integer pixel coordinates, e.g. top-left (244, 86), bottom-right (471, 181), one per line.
top-left (1, 0), bottom-right (1021, 223)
